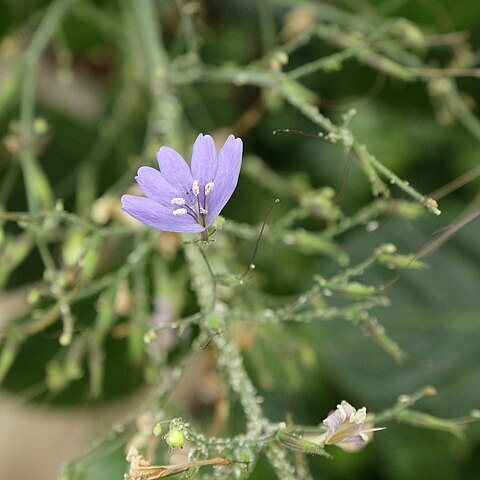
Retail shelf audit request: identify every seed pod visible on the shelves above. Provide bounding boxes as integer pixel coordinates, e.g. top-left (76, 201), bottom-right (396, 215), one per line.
top-left (165, 429), bottom-right (185, 449)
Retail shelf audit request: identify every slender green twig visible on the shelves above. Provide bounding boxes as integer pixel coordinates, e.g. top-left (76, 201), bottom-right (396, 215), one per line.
top-left (175, 0), bottom-right (200, 60)
top-left (64, 331), bottom-right (210, 469)
top-left (367, 155), bottom-right (441, 215)
top-left (19, 67), bottom-right (43, 212)
top-left (287, 19), bottom-right (407, 80)
top-left (131, 0), bottom-right (167, 68)
top-left (256, 0), bottom-right (277, 53)
top-left (19, 0), bottom-right (75, 212)
top-left (186, 245), bottom-right (266, 433)
top-left (197, 247), bottom-right (217, 312)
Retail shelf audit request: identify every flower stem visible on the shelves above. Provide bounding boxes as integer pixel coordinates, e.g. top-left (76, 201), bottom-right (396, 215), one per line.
top-left (185, 245), bottom-right (265, 432)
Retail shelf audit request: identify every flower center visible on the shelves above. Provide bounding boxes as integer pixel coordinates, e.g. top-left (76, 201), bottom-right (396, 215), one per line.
top-left (170, 180), bottom-right (215, 227)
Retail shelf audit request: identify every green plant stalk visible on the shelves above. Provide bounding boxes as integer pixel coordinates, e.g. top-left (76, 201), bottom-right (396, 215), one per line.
top-left (178, 60), bottom-right (441, 215)
top-left (445, 83), bottom-right (480, 143)
top-left (175, 0), bottom-right (200, 60)
top-left (19, 0), bottom-right (76, 212)
top-left (62, 331), bottom-right (210, 471)
top-left (287, 19), bottom-right (413, 81)
top-left (187, 245), bottom-right (265, 431)
top-left (131, 0), bottom-right (167, 68)
top-left (185, 244), bottom-right (304, 476)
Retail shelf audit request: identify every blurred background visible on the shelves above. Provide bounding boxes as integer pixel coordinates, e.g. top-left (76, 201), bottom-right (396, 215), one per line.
top-left (0, 0), bottom-right (479, 479)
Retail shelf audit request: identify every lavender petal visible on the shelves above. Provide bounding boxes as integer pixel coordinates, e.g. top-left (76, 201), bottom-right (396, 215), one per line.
top-left (135, 166), bottom-right (178, 207)
top-left (121, 195), bottom-right (204, 233)
top-left (191, 133), bottom-right (218, 185)
top-left (156, 146), bottom-right (194, 195)
top-left (206, 134), bottom-right (243, 226)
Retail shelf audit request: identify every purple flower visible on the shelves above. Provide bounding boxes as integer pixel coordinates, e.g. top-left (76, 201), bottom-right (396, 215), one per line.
top-left (322, 401), bottom-right (369, 448)
top-left (315, 401), bottom-right (384, 452)
top-left (121, 134), bottom-right (243, 234)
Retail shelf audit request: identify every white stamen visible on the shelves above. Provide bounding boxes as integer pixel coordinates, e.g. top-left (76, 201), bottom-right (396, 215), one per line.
top-left (205, 182), bottom-right (215, 195)
top-left (173, 208), bottom-right (187, 216)
top-left (337, 404), bottom-right (347, 421)
top-left (192, 180), bottom-right (200, 196)
top-left (200, 207), bottom-right (208, 214)
top-left (352, 408), bottom-right (367, 424)
top-left (171, 197), bottom-right (186, 205)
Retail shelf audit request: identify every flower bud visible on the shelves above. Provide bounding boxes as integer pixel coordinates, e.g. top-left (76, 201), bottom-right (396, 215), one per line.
top-left (317, 279), bottom-right (377, 298)
top-left (153, 423), bottom-right (163, 437)
top-left (377, 253), bottom-right (427, 270)
top-left (33, 117), bottom-right (49, 135)
top-left (165, 429), bottom-right (185, 449)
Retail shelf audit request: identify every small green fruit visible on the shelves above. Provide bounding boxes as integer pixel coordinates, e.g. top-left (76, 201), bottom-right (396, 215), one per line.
top-left (165, 429), bottom-right (185, 448)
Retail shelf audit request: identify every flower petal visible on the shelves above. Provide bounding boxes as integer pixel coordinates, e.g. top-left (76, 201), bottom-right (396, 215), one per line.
top-left (191, 133), bottom-right (218, 185)
top-left (156, 146), bottom-right (194, 195)
top-left (205, 135), bottom-right (243, 226)
top-left (121, 195), bottom-right (204, 233)
top-left (135, 166), bottom-right (178, 207)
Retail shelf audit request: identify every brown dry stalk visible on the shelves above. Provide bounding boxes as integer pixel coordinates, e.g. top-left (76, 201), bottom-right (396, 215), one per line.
top-left (125, 448), bottom-right (232, 479)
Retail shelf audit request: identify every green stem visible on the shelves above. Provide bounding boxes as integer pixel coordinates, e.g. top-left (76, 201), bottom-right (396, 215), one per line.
top-left (287, 19), bottom-right (406, 81)
top-left (131, 0), bottom-right (166, 68)
top-left (19, 0), bottom-right (75, 212)
top-left (19, 67), bottom-right (41, 212)
top-left (177, 62), bottom-right (441, 215)
top-left (265, 443), bottom-right (299, 480)
top-left (175, 0), bottom-right (200, 60)
top-left (197, 246), bottom-right (216, 312)
top-left (200, 229), bottom-right (209, 242)
top-left (367, 155), bottom-right (441, 215)
top-left (187, 245), bottom-right (266, 433)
